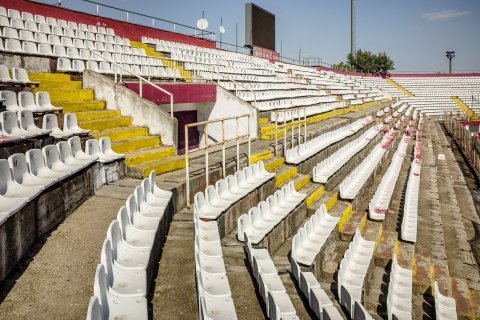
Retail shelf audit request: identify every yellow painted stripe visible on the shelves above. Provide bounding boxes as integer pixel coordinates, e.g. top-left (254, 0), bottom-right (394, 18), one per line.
top-left (139, 158), bottom-right (186, 177)
top-left (93, 127), bottom-right (148, 142)
top-left (326, 192), bottom-right (338, 211)
top-left (37, 80), bottom-right (82, 90)
top-left (56, 101), bottom-right (106, 113)
top-left (338, 204), bottom-right (353, 232)
top-left (359, 213), bottom-right (368, 232)
top-left (275, 166), bottom-right (298, 188)
top-left (386, 78), bottom-right (415, 97)
top-left (259, 118), bottom-right (269, 125)
top-left (75, 110), bottom-right (121, 121)
top-left (111, 136), bottom-right (161, 154)
top-left (29, 72), bottom-right (70, 81)
top-left (306, 185), bottom-right (325, 207)
top-left (264, 157), bottom-right (285, 172)
top-left (250, 150), bottom-right (273, 164)
top-left (34, 88), bottom-right (94, 102)
top-left (126, 147), bottom-right (176, 167)
top-left (79, 117), bottom-right (132, 131)
top-left (451, 96), bottom-right (479, 120)
top-left (294, 175), bottom-right (310, 191)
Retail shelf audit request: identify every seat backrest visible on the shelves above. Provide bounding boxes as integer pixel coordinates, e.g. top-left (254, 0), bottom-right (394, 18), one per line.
top-left (25, 149), bottom-right (46, 176)
top-left (1, 110), bottom-right (19, 133)
top-left (99, 137), bottom-right (112, 153)
top-left (42, 145), bottom-right (61, 168)
top-left (93, 264), bottom-right (109, 319)
top-left (42, 114), bottom-right (59, 130)
top-left (38, 43), bottom-right (52, 55)
top-left (134, 185), bottom-right (145, 205)
top-left (8, 153), bottom-right (28, 185)
top-left (22, 41), bottom-right (37, 54)
top-left (86, 296), bottom-right (103, 320)
top-left (19, 91), bottom-right (36, 109)
top-left (126, 194), bottom-right (138, 220)
top-left (100, 239), bottom-right (114, 288)
top-left (0, 159), bottom-right (12, 195)
top-left (68, 136), bottom-right (82, 156)
top-left (86, 139), bottom-right (101, 156)
top-left (57, 141), bottom-right (73, 163)
top-left (64, 113), bottom-right (78, 130)
top-left (18, 110), bottom-right (35, 130)
top-left (1, 90), bottom-right (18, 110)
top-left (0, 65), bottom-right (11, 81)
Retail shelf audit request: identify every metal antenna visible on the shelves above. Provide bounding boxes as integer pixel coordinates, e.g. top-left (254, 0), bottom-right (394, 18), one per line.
top-left (446, 51), bottom-right (455, 74)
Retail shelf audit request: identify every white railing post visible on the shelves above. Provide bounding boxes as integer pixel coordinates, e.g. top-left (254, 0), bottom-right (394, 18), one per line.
top-left (283, 112), bottom-right (287, 155)
top-left (222, 120), bottom-right (226, 178)
top-left (247, 115), bottom-right (251, 164)
top-left (185, 125), bottom-right (190, 208)
top-left (236, 118), bottom-right (240, 171)
top-left (205, 123), bottom-right (209, 187)
top-left (139, 78), bottom-right (143, 97)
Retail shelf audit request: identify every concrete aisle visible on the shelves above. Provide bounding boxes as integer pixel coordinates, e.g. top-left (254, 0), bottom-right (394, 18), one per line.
top-left (0, 179), bottom-right (140, 320)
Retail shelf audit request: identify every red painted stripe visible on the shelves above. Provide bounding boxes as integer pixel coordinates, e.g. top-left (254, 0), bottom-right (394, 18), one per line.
top-left (123, 83), bottom-right (217, 105)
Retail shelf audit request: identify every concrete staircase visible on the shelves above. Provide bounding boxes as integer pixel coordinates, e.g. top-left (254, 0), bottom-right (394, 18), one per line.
top-left (29, 72), bottom-right (185, 178)
top-left (451, 96), bottom-right (479, 120)
top-left (386, 78), bottom-right (415, 97)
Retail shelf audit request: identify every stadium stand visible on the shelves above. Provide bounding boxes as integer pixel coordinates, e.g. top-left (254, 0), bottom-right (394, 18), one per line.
top-left (1, 1), bottom-right (480, 320)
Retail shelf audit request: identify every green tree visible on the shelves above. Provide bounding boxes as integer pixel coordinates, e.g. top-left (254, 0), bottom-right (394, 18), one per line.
top-left (333, 49), bottom-right (395, 74)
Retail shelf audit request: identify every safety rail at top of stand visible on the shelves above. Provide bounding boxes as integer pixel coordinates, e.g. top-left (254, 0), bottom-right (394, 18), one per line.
top-left (185, 114), bottom-right (252, 208)
top-left (86, 49), bottom-right (174, 117)
top-left (193, 62), bottom-right (257, 107)
top-left (272, 106), bottom-right (308, 156)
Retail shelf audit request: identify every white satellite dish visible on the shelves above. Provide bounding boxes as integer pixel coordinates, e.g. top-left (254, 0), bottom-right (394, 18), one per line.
top-left (219, 25), bottom-right (226, 34)
top-left (197, 18), bottom-right (209, 30)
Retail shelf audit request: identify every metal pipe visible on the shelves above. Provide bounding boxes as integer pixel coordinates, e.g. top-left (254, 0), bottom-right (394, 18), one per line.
top-left (205, 123), bottom-right (209, 187)
top-left (222, 120), bottom-right (226, 178)
top-left (185, 126), bottom-right (190, 208)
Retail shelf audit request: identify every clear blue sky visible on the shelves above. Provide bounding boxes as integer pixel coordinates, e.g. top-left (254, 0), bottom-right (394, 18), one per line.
top-left (44, 0), bottom-right (479, 73)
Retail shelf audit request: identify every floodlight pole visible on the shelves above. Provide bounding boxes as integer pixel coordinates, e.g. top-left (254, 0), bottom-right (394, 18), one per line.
top-left (351, 0), bottom-right (356, 57)
top-left (220, 18), bottom-right (222, 48)
top-left (446, 51), bottom-right (455, 74)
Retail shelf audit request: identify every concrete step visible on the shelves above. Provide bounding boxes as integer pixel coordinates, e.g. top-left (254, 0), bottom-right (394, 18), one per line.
top-left (28, 72), bottom-right (71, 81)
top-left (127, 155), bottom-right (186, 178)
top-left (92, 126), bottom-right (148, 142)
top-left (111, 136), bottom-right (161, 154)
top-left (374, 230), bottom-right (396, 268)
top-left (78, 116), bottom-right (132, 131)
top-left (250, 150), bottom-right (274, 164)
top-left (36, 80), bottom-right (82, 90)
top-left (339, 210), bottom-right (366, 241)
top-left (33, 88), bottom-right (94, 102)
top-left (263, 156), bottom-right (285, 172)
top-left (75, 110), bottom-right (121, 121)
top-left (451, 277), bottom-right (475, 320)
top-left (125, 145), bottom-right (177, 167)
top-left (272, 164), bottom-right (298, 188)
top-left (413, 252), bottom-right (431, 295)
top-left (291, 173), bottom-right (310, 191)
top-left (278, 272), bottom-right (313, 319)
top-left (54, 101), bottom-right (106, 113)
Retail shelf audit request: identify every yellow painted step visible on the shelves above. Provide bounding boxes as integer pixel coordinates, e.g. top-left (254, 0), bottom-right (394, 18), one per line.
top-left (29, 72), bottom-right (71, 81)
top-left (293, 174), bottom-right (310, 191)
top-left (250, 150), bottom-right (273, 164)
top-left (386, 78), bottom-right (415, 97)
top-left (305, 185), bottom-right (325, 207)
top-left (75, 110), bottom-right (121, 121)
top-left (274, 165), bottom-right (298, 188)
top-left (129, 156), bottom-right (186, 178)
top-left (37, 80), bottom-right (82, 90)
top-left (34, 88), bottom-right (94, 102)
top-left (79, 117), bottom-right (132, 131)
top-left (264, 157), bottom-right (285, 172)
top-left (92, 126), bottom-right (148, 142)
top-left (259, 118), bottom-right (269, 125)
top-left (111, 136), bottom-right (161, 154)
top-left (125, 146), bottom-right (177, 167)
top-left (55, 101), bottom-right (106, 113)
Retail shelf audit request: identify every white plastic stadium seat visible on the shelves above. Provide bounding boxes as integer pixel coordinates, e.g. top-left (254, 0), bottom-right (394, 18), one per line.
top-left (42, 114), bottom-right (72, 139)
top-left (0, 65), bottom-right (12, 82)
top-left (99, 137), bottom-right (124, 160)
top-left (8, 153), bottom-right (55, 190)
top-left (18, 92), bottom-right (48, 112)
top-left (36, 91), bottom-right (62, 111)
top-left (18, 110), bottom-right (50, 135)
top-left (434, 281), bottom-right (457, 320)
top-left (0, 158), bottom-right (42, 201)
top-left (57, 141), bottom-right (90, 169)
top-left (1, 110), bottom-right (37, 138)
top-left (63, 113), bottom-right (90, 135)
top-left (25, 149), bottom-right (67, 181)
top-left (68, 136), bottom-right (98, 162)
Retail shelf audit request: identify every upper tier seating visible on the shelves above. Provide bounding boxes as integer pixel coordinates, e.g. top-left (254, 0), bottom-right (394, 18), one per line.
top-left (237, 181), bottom-right (306, 244)
top-left (285, 116), bottom-right (373, 164)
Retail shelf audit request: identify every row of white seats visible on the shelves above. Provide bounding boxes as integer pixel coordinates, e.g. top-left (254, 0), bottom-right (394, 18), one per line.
top-left (313, 124), bottom-right (384, 184)
top-left (0, 65), bottom-right (37, 84)
top-left (337, 229), bottom-right (375, 318)
top-left (194, 210), bottom-right (237, 319)
top-left (290, 259), bottom-right (342, 319)
top-left (269, 101), bottom-right (347, 123)
top-left (369, 134), bottom-right (410, 220)
top-left (434, 281), bottom-right (458, 320)
top-left (1, 110), bottom-right (89, 141)
top-left (253, 96), bottom-right (338, 111)
top-left (291, 204), bottom-right (340, 266)
top-left (219, 81), bottom-right (317, 92)
top-left (0, 6), bottom-right (116, 35)
top-left (87, 171), bottom-right (172, 320)
top-left (286, 116), bottom-right (372, 164)
top-left (194, 161), bottom-right (275, 220)
top-left (1, 90), bottom-right (61, 112)
top-left (401, 118), bottom-right (423, 242)
top-left (237, 181), bottom-right (306, 244)
top-left (387, 256), bottom-right (412, 320)
top-left (243, 235), bottom-right (298, 319)
top-left (0, 137), bottom-right (101, 218)
top-left (0, 24), bottom-right (122, 44)
top-left (237, 89), bottom-right (328, 103)
top-left (339, 135), bottom-right (391, 200)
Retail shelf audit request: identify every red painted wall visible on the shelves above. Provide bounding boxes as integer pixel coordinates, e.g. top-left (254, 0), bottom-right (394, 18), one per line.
top-left (123, 83), bottom-right (216, 105)
top-left (2, 0), bottom-right (215, 48)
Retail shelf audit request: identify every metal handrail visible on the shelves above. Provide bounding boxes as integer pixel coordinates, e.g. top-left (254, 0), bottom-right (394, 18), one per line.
top-left (87, 49), bottom-right (175, 117)
top-left (272, 107), bottom-right (308, 156)
top-left (185, 114), bottom-right (252, 208)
